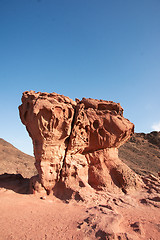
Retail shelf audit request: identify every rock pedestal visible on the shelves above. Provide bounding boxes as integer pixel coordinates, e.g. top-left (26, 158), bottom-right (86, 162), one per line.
top-left (19, 91), bottom-right (142, 199)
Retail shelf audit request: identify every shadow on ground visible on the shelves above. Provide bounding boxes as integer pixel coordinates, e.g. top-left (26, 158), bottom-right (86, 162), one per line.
top-left (0, 173), bottom-right (30, 194)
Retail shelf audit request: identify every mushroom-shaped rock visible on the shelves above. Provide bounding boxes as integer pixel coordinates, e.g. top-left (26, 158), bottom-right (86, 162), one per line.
top-left (19, 91), bottom-right (142, 199)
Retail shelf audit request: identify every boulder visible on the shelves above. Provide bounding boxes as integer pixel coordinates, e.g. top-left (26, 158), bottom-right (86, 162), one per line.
top-left (19, 91), bottom-right (142, 198)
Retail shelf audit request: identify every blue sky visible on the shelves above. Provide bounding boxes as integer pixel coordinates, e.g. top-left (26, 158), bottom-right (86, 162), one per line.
top-left (0, 0), bottom-right (160, 155)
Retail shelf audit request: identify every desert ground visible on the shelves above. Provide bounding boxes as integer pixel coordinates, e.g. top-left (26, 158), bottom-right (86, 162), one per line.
top-left (0, 132), bottom-right (160, 240)
top-left (0, 181), bottom-right (160, 240)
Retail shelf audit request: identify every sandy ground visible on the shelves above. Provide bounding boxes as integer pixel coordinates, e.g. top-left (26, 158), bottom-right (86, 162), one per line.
top-left (0, 189), bottom-right (86, 240)
top-left (0, 178), bottom-right (160, 240)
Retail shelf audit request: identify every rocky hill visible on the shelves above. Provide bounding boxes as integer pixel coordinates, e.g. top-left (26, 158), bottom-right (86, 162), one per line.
top-left (119, 131), bottom-right (160, 176)
top-left (0, 131), bottom-right (160, 178)
top-left (0, 138), bottom-right (37, 178)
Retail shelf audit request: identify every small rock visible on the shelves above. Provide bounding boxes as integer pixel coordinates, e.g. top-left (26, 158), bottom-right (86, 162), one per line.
top-left (40, 196), bottom-right (46, 200)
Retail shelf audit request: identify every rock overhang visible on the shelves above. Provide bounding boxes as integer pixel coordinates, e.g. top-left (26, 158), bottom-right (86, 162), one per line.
top-left (19, 91), bottom-right (142, 199)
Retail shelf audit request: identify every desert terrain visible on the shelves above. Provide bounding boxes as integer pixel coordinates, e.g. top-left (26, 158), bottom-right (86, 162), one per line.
top-left (0, 133), bottom-right (160, 239)
top-left (0, 92), bottom-right (160, 240)
top-left (1, 131), bottom-right (160, 179)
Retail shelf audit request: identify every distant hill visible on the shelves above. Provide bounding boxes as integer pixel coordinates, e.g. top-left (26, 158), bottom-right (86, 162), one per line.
top-left (0, 138), bottom-right (37, 178)
top-left (119, 131), bottom-right (160, 176)
top-left (0, 132), bottom-right (160, 178)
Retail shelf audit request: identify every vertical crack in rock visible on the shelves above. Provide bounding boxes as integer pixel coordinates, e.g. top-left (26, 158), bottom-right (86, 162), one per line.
top-left (19, 91), bottom-right (143, 198)
top-left (59, 105), bottom-right (77, 181)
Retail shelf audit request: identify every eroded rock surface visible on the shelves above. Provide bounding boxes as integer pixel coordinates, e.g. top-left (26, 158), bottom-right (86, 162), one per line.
top-left (19, 91), bottom-right (76, 193)
top-left (19, 91), bottom-right (142, 198)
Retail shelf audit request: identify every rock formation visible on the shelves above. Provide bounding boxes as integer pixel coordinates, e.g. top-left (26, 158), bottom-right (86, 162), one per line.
top-left (19, 91), bottom-right (142, 199)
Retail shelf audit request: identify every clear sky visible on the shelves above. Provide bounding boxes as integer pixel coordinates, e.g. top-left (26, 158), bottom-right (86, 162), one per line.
top-left (0, 0), bottom-right (160, 156)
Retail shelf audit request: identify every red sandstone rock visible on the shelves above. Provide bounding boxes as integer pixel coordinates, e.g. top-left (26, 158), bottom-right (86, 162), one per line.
top-left (69, 98), bottom-right (134, 153)
top-left (19, 91), bottom-right (142, 198)
top-left (19, 91), bottom-right (76, 193)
